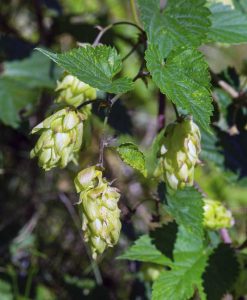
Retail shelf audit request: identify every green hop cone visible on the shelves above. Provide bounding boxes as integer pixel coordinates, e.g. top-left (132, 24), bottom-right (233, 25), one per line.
top-left (55, 74), bottom-right (97, 116)
top-left (30, 108), bottom-right (85, 171)
top-left (74, 166), bottom-right (121, 259)
top-left (203, 199), bottom-right (234, 230)
top-left (156, 118), bottom-right (201, 190)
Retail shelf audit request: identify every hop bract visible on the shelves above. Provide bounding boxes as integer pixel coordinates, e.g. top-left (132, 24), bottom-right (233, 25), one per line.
top-left (55, 74), bottom-right (97, 115)
top-left (74, 166), bottom-right (121, 259)
top-left (30, 108), bottom-right (85, 171)
top-left (203, 199), bottom-right (234, 230)
top-left (156, 118), bottom-right (201, 190)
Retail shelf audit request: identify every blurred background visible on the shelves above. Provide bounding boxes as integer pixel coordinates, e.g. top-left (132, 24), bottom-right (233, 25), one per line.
top-left (0, 0), bottom-right (246, 299)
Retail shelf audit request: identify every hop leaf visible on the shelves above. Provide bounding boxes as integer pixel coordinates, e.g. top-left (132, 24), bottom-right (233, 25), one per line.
top-left (75, 166), bottom-right (121, 259)
top-left (156, 118), bottom-right (201, 190)
top-left (203, 199), bottom-right (234, 230)
top-left (30, 108), bottom-right (85, 170)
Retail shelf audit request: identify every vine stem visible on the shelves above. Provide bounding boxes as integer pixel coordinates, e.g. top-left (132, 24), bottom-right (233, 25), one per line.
top-left (157, 92), bottom-right (166, 131)
top-left (93, 21), bottom-right (144, 46)
top-left (130, 0), bottom-right (141, 26)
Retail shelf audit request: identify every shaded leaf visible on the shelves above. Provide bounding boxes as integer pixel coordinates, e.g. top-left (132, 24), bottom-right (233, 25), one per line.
top-left (0, 77), bottom-right (40, 128)
top-left (208, 3), bottom-right (247, 44)
top-left (3, 51), bottom-right (60, 89)
top-left (203, 244), bottom-right (239, 300)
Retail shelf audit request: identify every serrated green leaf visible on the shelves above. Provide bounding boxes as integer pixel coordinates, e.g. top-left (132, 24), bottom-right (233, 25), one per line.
top-left (116, 142), bottom-right (147, 176)
top-left (208, 3), bottom-right (247, 43)
top-left (145, 46), bottom-right (213, 131)
top-left (166, 187), bottom-right (204, 241)
top-left (0, 77), bottom-right (40, 128)
top-left (118, 235), bottom-right (172, 266)
top-left (203, 243), bottom-right (239, 300)
top-left (36, 46), bottom-right (133, 94)
top-left (152, 249), bottom-right (209, 300)
top-left (152, 187), bottom-right (210, 300)
top-left (137, 0), bottom-right (211, 57)
top-left (3, 52), bottom-right (60, 89)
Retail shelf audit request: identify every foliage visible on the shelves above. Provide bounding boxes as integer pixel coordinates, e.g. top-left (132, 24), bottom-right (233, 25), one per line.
top-left (0, 0), bottom-right (246, 299)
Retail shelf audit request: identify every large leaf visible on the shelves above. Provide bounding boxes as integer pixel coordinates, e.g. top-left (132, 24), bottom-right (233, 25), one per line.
top-left (145, 46), bottom-right (213, 131)
top-left (137, 0), bottom-right (211, 57)
top-left (118, 235), bottom-right (172, 266)
top-left (208, 3), bottom-right (247, 43)
top-left (152, 249), bottom-right (209, 300)
top-left (203, 243), bottom-right (239, 300)
top-left (37, 46), bottom-right (133, 94)
top-left (3, 52), bottom-right (60, 89)
top-left (116, 142), bottom-right (147, 177)
top-left (0, 77), bottom-right (40, 128)
top-left (152, 187), bottom-right (209, 300)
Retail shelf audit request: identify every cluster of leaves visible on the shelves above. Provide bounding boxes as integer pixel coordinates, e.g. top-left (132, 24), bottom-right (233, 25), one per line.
top-left (0, 0), bottom-right (247, 299)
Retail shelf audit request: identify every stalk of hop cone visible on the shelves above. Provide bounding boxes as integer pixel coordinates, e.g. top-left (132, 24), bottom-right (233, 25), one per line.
top-left (30, 108), bottom-right (85, 171)
top-left (203, 199), bottom-right (234, 230)
top-left (55, 74), bottom-right (96, 116)
top-left (74, 166), bottom-right (121, 259)
top-left (156, 118), bottom-right (201, 190)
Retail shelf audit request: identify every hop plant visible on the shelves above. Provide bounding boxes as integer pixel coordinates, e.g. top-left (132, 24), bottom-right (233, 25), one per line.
top-left (30, 108), bottom-right (85, 171)
top-left (156, 118), bottom-right (201, 190)
top-left (74, 166), bottom-right (121, 259)
top-left (55, 74), bottom-right (97, 116)
top-left (203, 199), bottom-right (234, 230)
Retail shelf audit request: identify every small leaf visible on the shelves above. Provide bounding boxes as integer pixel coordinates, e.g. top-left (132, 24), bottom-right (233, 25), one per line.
top-left (208, 3), bottom-right (247, 44)
top-left (116, 142), bottom-right (147, 176)
top-left (145, 46), bottom-right (213, 131)
top-left (118, 235), bottom-right (172, 266)
top-left (37, 46), bottom-right (133, 94)
top-left (203, 243), bottom-right (239, 300)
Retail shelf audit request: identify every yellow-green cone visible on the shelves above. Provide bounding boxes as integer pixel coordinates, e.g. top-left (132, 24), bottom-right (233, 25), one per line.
top-left (74, 166), bottom-right (121, 259)
top-left (30, 108), bottom-right (85, 171)
top-left (156, 118), bottom-right (201, 190)
top-left (203, 199), bottom-right (234, 230)
top-left (55, 74), bottom-right (97, 116)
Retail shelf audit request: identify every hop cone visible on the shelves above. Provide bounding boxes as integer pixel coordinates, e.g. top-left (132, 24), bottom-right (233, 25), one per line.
top-left (156, 118), bottom-right (201, 190)
top-left (203, 199), bottom-right (234, 230)
top-left (74, 166), bottom-right (121, 259)
top-left (55, 74), bottom-right (96, 116)
top-left (30, 108), bottom-right (85, 171)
